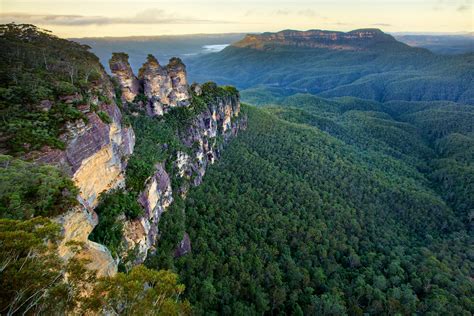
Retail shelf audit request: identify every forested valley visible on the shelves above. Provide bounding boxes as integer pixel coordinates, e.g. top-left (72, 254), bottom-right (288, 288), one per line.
top-left (153, 96), bottom-right (473, 314)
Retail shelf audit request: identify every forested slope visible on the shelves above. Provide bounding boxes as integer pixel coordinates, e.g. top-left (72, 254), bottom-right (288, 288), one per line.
top-left (187, 29), bottom-right (474, 105)
top-left (153, 100), bottom-right (473, 314)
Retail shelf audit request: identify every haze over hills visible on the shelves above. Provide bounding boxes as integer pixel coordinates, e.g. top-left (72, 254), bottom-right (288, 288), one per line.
top-left (186, 28), bottom-right (474, 105)
top-left (73, 33), bottom-right (246, 73)
top-left (393, 34), bottom-right (474, 55)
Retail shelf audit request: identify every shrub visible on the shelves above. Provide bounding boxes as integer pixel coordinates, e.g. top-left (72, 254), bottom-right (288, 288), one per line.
top-left (97, 110), bottom-right (112, 124)
top-left (89, 189), bottom-right (143, 257)
top-left (0, 155), bottom-right (78, 219)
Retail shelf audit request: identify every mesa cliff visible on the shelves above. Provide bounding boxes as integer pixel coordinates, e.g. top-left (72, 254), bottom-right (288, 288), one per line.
top-left (233, 28), bottom-right (406, 51)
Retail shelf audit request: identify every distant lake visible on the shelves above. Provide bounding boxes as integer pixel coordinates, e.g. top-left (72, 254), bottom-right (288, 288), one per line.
top-left (202, 44), bottom-right (230, 53)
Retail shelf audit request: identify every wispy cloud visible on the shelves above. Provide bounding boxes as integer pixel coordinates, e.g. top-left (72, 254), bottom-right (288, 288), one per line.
top-left (372, 23), bottom-right (392, 27)
top-left (457, 5), bottom-right (470, 12)
top-left (0, 9), bottom-right (233, 26)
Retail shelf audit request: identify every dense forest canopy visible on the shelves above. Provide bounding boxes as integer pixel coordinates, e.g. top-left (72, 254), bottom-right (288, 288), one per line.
top-left (152, 100), bottom-right (473, 314)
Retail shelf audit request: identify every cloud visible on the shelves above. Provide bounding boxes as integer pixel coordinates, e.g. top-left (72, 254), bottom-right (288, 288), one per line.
top-left (274, 10), bottom-right (291, 16)
top-left (0, 9), bottom-right (232, 26)
top-left (457, 5), bottom-right (470, 11)
top-left (371, 23), bottom-right (392, 27)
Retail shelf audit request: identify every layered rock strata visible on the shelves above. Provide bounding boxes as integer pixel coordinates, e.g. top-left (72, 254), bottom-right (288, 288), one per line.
top-left (109, 53), bottom-right (140, 103)
top-left (36, 71), bottom-right (135, 276)
top-left (116, 74), bottom-right (246, 263)
top-left (112, 53), bottom-right (190, 116)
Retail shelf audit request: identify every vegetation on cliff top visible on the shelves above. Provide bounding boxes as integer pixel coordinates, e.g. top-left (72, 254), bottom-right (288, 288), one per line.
top-left (0, 25), bottom-right (191, 316)
top-left (0, 217), bottom-right (190, 315)
top-left (188, 37), bottom-right (474, 105)
top-left (0, 23), bottom-right (114, 154)
top-left (90, 79), bottom-right (240, 265)
top-left (0, 154), bottom-right (78, 219)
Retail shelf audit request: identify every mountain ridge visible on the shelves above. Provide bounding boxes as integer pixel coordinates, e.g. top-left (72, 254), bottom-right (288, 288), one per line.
top-left (232, 28), bottom-right (413, 51)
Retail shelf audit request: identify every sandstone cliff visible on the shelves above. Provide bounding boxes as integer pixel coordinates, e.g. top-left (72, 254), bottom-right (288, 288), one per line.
top-left (233, 28), bottom-right (402, 51)
top-left (36, 52), bottom-right (245, 274)
top-left (35, 67), bottom-right (135, 276)
top-left (120, 83), bottom-right (246, 264)
top-left (108, 55), bottom-right (246, 265)
top-left (109, 53), bottom-right (140, 103)
top-left (114, 54), bottom-right (190, 116)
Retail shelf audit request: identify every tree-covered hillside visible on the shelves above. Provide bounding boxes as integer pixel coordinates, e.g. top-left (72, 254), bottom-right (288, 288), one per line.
top-left (187, 30), bottom-right (474, 105)
top-left (153, 98), bottom-right (473, 314)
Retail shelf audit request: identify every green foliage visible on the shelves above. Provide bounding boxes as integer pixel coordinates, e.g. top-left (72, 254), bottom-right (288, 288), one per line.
top-left (0, 217), bottom-right (96, 314)
top-left (0, 217), bottom-right (190, 315)
top-left (0, 155), bottom-right (78, 219)
top-left (83, 265), bottom-right (191, 315)
top-left (165, 104), bottom-right (472, 315)
top-left (97, 110), bottom-right (112, 124)
top-left (0, 23), bottom-right (109, 154)
top-left (145, 197), bottom-right (186, 270)
top-left (189, 43), bottom-right (474, 105)
top-left (124, 112), bottom-right (183, 193)
top-left (133, 93), bottom-right (148, 104)
top-left (89, 189), bottom-right (143, 257)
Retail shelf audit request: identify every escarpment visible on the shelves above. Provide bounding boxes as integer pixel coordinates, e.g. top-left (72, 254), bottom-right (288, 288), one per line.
top-left (86, 53), bottom-right (248, 268)
top-left (1, 21), bottom-right (245, 278)
top-left (233, 28), bottom-right (403, 51)
top-left (34, 63), bottom-right (135, 276)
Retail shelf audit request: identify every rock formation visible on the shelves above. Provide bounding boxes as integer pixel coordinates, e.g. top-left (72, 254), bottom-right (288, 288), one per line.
top-left (119, 81), bottom-right (247, 263)
top-left (38, 54), bottom-right (245, 274)
top-left (233, 28), bottom-right (401, 51)
top-left (109, 53), bottom-right (140, 103)
top-left (113, 54), bottom-right (190, 116)
top-left (166, 57), bottom-right (190, 107)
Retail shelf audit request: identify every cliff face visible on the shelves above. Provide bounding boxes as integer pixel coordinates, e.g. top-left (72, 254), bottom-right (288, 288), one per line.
top-left (37, 52), bottom-right (245, 274)
top-left (36, 69), bottom-right (135, 276)
top-left (109, 53), bottom-right (140, 103)
top-left (120, 84), bottom-right (246, 264)
top-left (233, 28), bottom-right (402, 51)
top-left (110, 55), bottom-right (246, 264)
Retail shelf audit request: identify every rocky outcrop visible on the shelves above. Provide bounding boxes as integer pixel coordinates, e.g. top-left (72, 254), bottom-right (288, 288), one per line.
top-left (138, 55), bottom-right (173, 116)
top-left (122, 163), bottom-right (173, 264)
top-left (109, 53), bottom-right (140, 103)
top-left (166, 57), bottom-right (190, 107)
top-left (56, 206), bottom-right (117, 276)
top-left (38, 99), bottom-right (135, 209)
top-left (174, 233), bottom-right (191, 258)
top-left (120, 82), bottom-right (247, 263)
top-left (36, 70), bottom-right (135, 276)
top-left (113, 54), bottom-right (190, 116)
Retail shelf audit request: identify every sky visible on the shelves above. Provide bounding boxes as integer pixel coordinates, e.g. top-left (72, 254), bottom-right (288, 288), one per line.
top-left (0, 0), bottom-right (472, 38)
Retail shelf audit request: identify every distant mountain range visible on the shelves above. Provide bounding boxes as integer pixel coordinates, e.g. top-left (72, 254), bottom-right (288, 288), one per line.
top-left (233, 28), bottom-right (409, 51)
top-left (186, 29), bottom-right (474, 105)
top-left (394, 34), bottom-right (474, 54)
